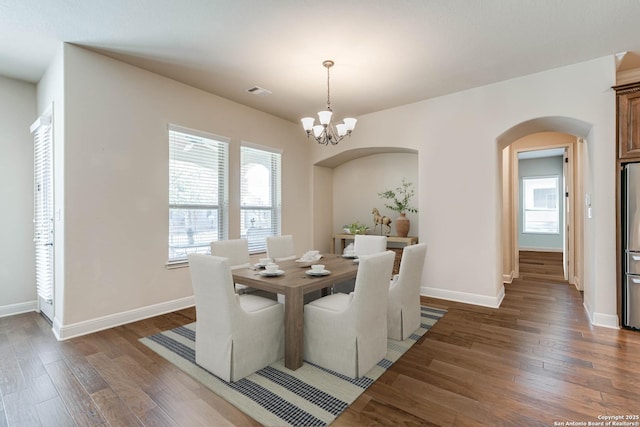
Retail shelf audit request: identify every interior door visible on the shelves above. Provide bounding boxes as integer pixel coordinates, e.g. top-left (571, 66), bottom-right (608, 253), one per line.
top-left (31, 113), bottom-right (54, 322)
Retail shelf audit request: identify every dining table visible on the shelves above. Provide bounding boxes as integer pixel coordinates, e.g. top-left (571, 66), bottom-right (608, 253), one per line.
top-left (232, 253), bottom-right (359, 370)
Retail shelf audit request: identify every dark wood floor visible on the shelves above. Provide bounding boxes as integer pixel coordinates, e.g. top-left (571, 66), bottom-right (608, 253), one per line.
top-left (2, 273), bottom-right (639, 426)
top-left (519, 250), bottom-right (565, 282)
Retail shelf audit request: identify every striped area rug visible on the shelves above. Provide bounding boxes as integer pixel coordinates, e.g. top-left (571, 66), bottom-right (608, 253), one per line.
top-left (140, 305), bottom-right (446, 426)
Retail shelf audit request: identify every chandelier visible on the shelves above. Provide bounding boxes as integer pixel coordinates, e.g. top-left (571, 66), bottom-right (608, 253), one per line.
top-left (301, 60), bottom-right (357, 145)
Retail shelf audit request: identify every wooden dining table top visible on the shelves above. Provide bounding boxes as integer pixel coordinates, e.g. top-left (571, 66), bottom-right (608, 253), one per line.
top-left (232, 253), bottom-right (359, 370)
top-left (232, 253), bottom-right (358, 295)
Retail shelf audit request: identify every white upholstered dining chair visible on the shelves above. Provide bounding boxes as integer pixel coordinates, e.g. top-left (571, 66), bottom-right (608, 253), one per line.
top-left (333, 234), bottom-right (388, 294)
top-left (266, 234), bottom-right (297, 261)
top-left (303, 250), bottom-right (395, 378)
top-left (387, 243), bottom-right (428, 341)
top-left (353, 234), bottom-right (387, 256)
top-left (210, 238), bottom-right (253, 294)
top-left (210, 238), bottom-right (251, 269)
top-left (187, 254), bottom-right (284, 382)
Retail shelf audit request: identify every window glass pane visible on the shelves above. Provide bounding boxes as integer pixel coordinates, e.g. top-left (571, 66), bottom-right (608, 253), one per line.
top-left (168, 126), bottom-right (228, 262)
top-left (523, 176), bottom-right (559, 234)
top-left (240, 145), bottom-right (281, 253)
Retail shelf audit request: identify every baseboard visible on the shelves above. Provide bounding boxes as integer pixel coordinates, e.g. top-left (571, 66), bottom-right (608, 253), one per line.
top-left (421, 285), bottom-right (505, 308)
top-left (592, 312), bottom-right (620, 329)
top-left (0, 300), bottom-right (38, 318)
top-left (582, 301), bottom-right (619, 329)
top-left (54, 296), bottom-right (195, 340)
top-left (572, 276), bottom-right (582, 291)
top-left (503, 271), bottom-right (514, 284)
top-left (519, 247), bottom-right (563, 253)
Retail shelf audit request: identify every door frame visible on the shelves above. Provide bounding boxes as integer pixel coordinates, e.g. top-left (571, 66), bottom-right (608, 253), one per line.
top-left (31, 107), bottom-right (55, 322)
top-left (509, 140), bottom-right (577, 285)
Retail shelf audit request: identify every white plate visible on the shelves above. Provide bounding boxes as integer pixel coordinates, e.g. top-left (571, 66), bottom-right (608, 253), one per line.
top-left (305, 269), bottom-right (331, 276)
top-left (259, 270), bottom-right (284, 277)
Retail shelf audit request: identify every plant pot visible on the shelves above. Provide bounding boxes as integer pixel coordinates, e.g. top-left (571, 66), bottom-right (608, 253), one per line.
top-left (395, 213), bottom-right (410, 237)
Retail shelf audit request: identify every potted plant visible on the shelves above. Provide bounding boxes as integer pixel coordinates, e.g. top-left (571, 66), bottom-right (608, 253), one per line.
top-left (378, 178), bottom-right (418, 237)
top-left (343, 221), bottom-right (369, 235)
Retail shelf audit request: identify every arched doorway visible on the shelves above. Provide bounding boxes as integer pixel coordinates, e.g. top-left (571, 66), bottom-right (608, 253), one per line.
top-left (498, 116), bottom-right (592, 291)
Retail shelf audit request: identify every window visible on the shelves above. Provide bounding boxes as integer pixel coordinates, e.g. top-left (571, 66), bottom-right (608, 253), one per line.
top-left (522, 176), bottom-right (559, 234)
top-left (168, 125), bottom-right (228, 263)
top-left (240, 143), bottom-right (282, 253)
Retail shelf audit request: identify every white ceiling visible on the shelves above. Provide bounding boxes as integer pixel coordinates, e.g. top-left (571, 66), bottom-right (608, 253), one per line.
top-left (2, 0), bottom-right (640, 124)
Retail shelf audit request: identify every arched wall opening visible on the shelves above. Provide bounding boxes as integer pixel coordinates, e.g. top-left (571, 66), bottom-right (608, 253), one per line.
top-left (310, 147), bottom-right (419, 253)
top-left (497, 116), bottom-right (592, 295)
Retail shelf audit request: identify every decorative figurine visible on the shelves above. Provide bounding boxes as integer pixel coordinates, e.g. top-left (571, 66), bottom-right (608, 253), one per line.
top-left (372, 207), bottom-right (392, 235)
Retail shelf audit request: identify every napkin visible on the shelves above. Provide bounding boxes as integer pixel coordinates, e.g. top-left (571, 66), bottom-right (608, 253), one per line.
top-left (300, 250), bottom-right (322, 261)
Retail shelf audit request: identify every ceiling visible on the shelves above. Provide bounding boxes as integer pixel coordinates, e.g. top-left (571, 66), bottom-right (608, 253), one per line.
top-left (2, 0), bottom-right (640, 124)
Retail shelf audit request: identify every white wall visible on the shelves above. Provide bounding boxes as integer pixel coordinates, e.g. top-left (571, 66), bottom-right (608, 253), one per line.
top-left (43, 45), bottom-right (306, 337)
top-left (0, 76), bottom-right (36, 317)
top-left (310, 56), bottom-right (617, 322)
top-left (332, 153), bottom-right (419, 240)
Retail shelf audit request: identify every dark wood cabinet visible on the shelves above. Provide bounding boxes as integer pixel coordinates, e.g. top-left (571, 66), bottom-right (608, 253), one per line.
top-left (616, 83), bottom-right (640, 160)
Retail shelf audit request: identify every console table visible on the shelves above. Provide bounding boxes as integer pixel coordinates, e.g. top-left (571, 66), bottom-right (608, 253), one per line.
top-left (331, 233), bottom-right (418, 254)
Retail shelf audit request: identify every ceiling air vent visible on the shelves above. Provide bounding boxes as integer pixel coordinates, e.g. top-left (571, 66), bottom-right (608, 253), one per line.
top-left (247, 86), bottom-right (272, 96)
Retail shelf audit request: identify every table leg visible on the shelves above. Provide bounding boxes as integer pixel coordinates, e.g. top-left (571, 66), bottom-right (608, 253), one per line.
top-left (284, 287), bottom-right (304, 370)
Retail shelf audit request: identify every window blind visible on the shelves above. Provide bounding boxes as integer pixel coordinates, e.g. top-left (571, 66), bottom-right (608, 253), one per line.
top-left (31, 115), bottom-right (54, 303)
top-left (240, 144), bottom-right (282, 253)
top-left (168, 125), bottom-right (229, 262)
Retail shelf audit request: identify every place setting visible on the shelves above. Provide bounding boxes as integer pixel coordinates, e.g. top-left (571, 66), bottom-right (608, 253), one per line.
top-left (305, 263), bottom-right (330, 277)
top-left (295, 250), bottom-right (322, 267)
top-left (259, 262), bottom-right (284, 277)
top-left (254, 256), bottom-right (274, 269)
top-left (341, 244), bottom-right (359, 263)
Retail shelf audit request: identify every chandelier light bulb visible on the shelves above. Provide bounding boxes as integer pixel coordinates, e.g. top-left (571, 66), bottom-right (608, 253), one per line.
top-left (301, 117), bottom-right (315, 131)
top-left (343, 118), bottom-right (357, 131)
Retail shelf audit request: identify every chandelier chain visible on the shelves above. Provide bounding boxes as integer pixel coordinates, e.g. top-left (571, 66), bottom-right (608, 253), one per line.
top-left (326, 63), bottom-right (331, 111)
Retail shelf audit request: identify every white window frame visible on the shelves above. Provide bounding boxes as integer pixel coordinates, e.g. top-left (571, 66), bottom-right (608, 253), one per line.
top-left (240, 142), bottom-right (282, 254)
top-left (522, 175), bottom-right (560, 234)
top-left (168, 124), bottom-right (229, 264)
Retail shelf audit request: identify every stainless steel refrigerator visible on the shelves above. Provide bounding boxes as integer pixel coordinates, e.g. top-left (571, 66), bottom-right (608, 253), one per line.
top-left (623, 163), bottom-right (640, 330)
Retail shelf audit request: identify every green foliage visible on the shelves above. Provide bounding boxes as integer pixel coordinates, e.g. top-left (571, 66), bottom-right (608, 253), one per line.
top-left (378, 178), bottom-right (418, 213)
top-left (343, 222), bottom-right (369, 234)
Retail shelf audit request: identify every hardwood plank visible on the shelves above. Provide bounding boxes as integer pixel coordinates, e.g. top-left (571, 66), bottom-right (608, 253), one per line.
top-left (35, 397), bottom-right (75, 427)
top-left (0, 394), bottom-right (7, 427)
top-left (3, 387), bottom-right (40, 427)
top-left (86, 352), bottom-right (157, 417)
top-left (90, 387), bottom-right (145, 427)
top-left (519, 250), bottom-right (565, 281)
top-left (58, 341), bottom-right (109, 395)
top-left (359, 381), bottom-right (457, 426)
top-left (44, 359), bottom-right (106, 426)
top-left (390, 373), bottom-right (498, 425)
